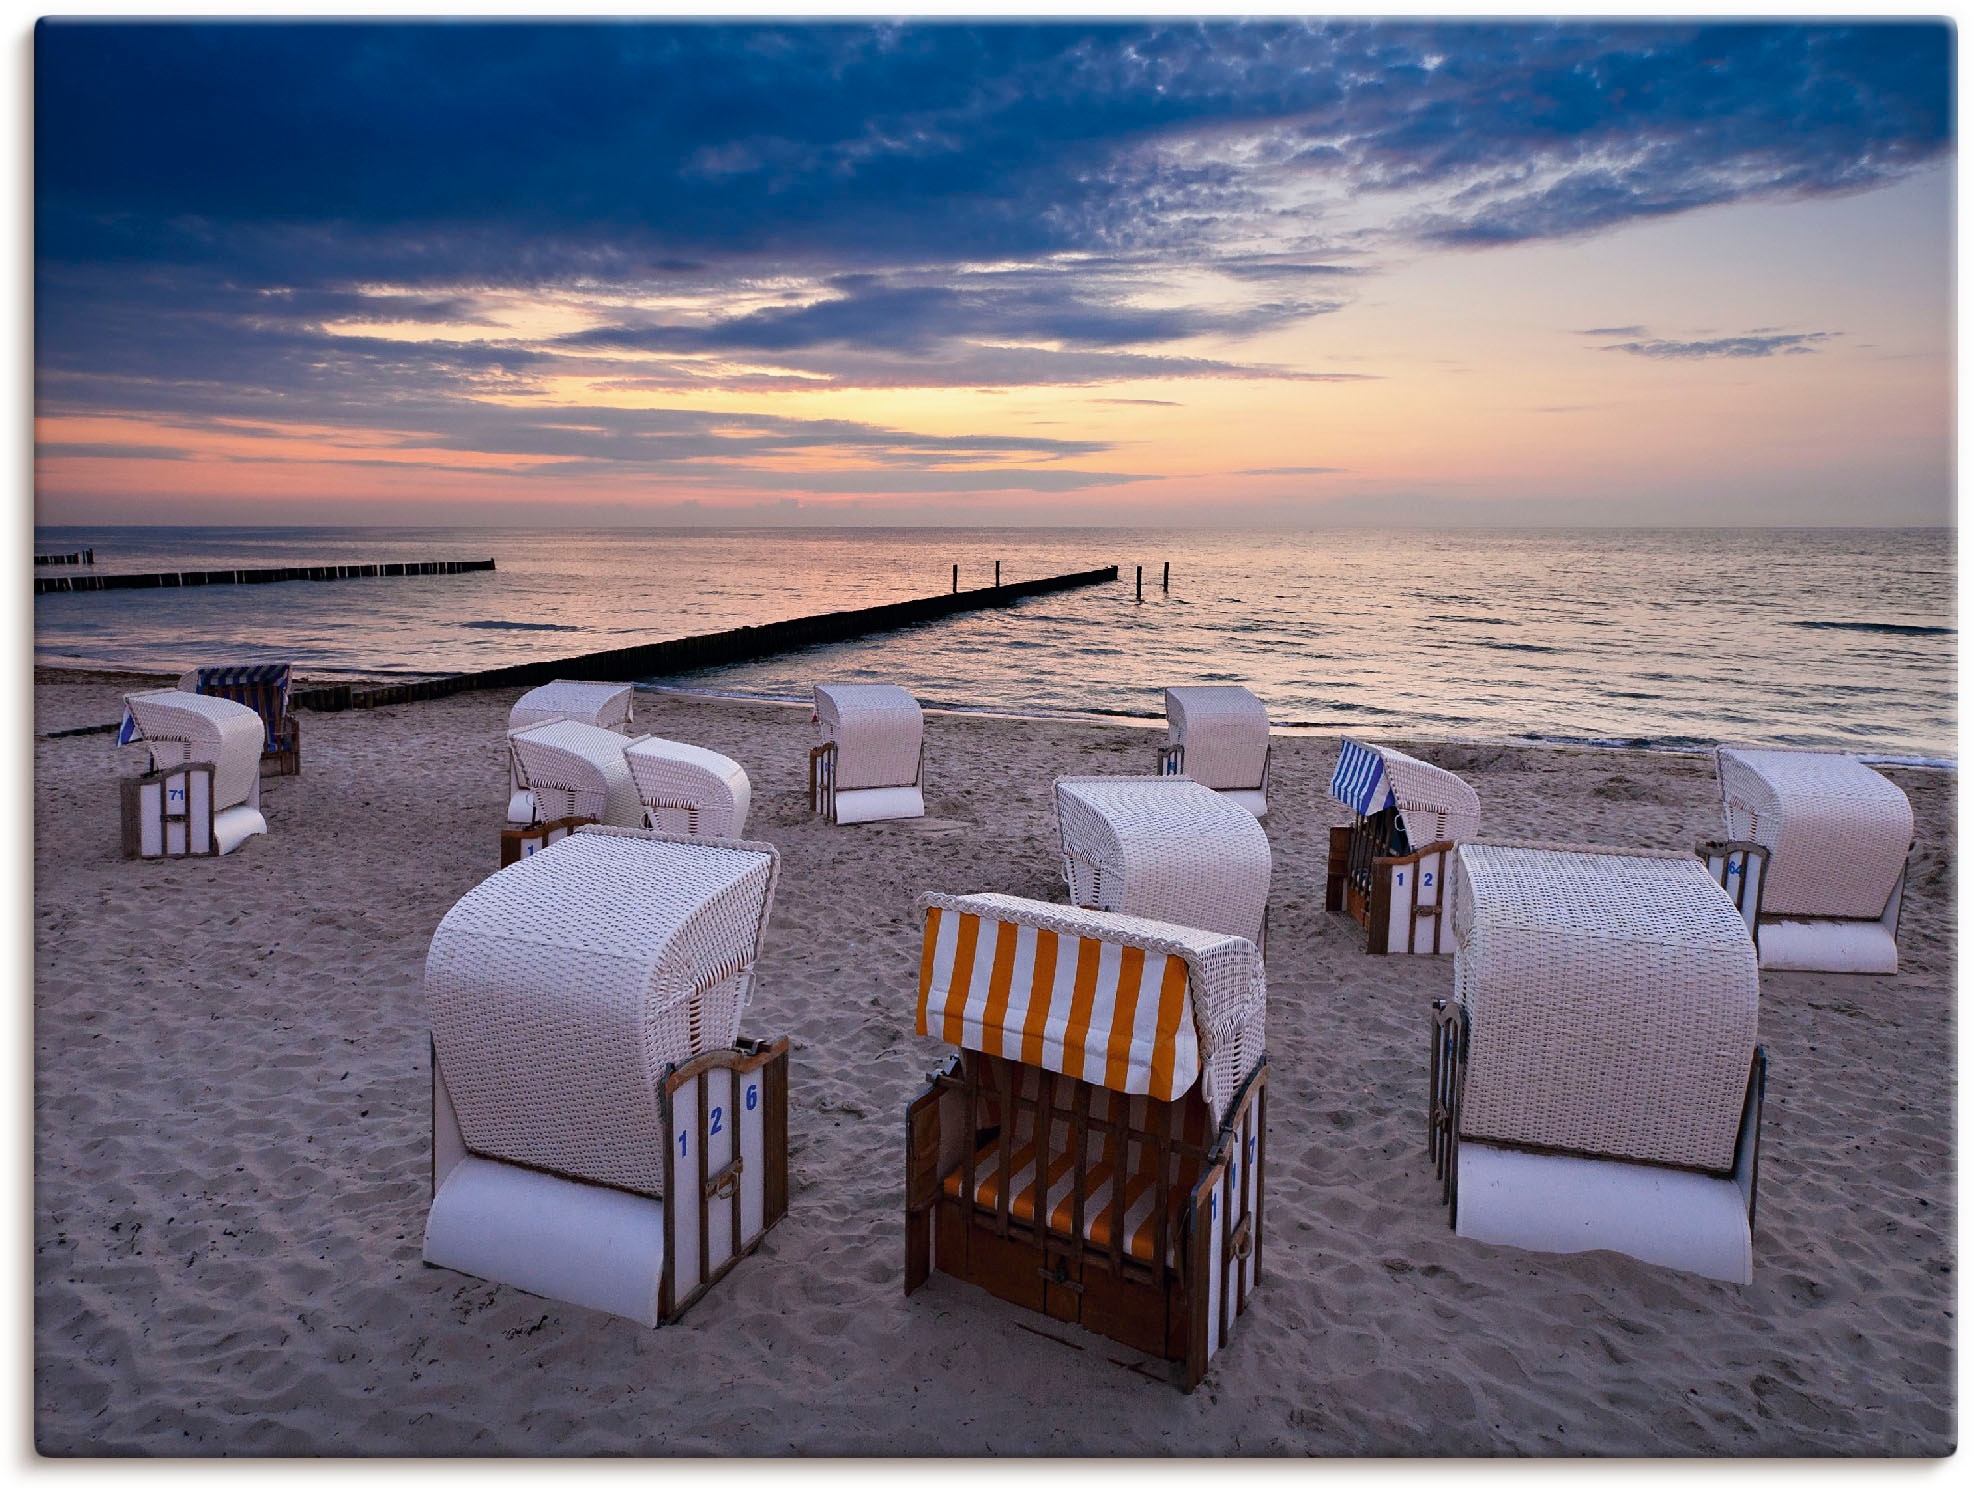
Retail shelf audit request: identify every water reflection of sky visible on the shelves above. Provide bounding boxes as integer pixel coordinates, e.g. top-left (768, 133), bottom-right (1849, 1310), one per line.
top-left (32, 526), bottom-right (1955, 760)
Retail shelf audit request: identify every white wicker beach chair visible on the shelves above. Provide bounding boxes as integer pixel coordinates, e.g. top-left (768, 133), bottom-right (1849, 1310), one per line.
top-left (1710, 747), bottom-right (1914, 974)
top-left (809, 682), bottom-right (924, 824)
top-left (116, 689), bottom-right (268, 856)
top-left (1158, 686), bottom-right (1271, 816)
top-left (1430, 842), bottom-right (1766, 1284)
top-left (1054, 776), bottom-right (1271, 951)
top-left (424, 826), bottom-right (789, 1327)
top-left (905, 891), bottom-right (1267, 1392)
top-left (177, 661), bottom-right (301, 775)
top-left (624, 736), bottom-right (751, 839)
top-left (1326, 739), bottom-right (1482, 955)
top-left (505, 680), bottom-right (636, 822)
top-left (508, 719), bottom-right (648, 831)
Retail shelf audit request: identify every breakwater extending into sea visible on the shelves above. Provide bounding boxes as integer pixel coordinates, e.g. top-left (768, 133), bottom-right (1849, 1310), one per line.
top-left (31, 524), bottom-right (1956, 761)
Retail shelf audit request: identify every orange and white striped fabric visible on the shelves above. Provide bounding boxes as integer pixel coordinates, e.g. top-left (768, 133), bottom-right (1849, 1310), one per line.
top-left (918, 903), bottom-right (1201, 1103)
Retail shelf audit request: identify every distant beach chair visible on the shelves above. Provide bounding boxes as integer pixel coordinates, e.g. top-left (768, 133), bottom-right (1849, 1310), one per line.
top-left (1158, 685), bottom-right (1270, 817)
top-left (177, 661), bottom-right (300, 776)
top-left (1325, 739), bottom-right (1481, 955)
top-left (116, 689), bottom-right (269, 856)
top-left (624, 736), bottom-right (752, 839)
top-left (808, 683), bottom-right (925, 824)
top-left (424, 826), bottom-right (788, 1328)
top-left (1702, 747), bottom-right (1915, 974)
top-left (1054, 775), bottom-right (1271, 952)
top-left (905, 891), bottom-right (1267, 1391)
top-left (504, 719), bottom-right (649, 869)
top-left (505, 680), bottom-right (636, 823)
top-left (1430, 843), bottom-right (1766, 1284)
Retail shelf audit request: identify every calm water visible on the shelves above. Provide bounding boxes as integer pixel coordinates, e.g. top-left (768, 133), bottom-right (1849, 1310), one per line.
top-left (32, 525), bottom-right (1956, 762)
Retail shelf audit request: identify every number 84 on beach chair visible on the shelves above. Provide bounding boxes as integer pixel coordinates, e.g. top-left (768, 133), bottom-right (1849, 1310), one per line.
top-left (1324, 739), bottom-right (1481, 955)
top-left (903, 892), bottom-right (1267, 1392)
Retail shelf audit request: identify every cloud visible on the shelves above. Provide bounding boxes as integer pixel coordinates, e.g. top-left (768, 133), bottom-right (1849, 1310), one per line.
top-left (1236, 465), bottom-right (1347, 475)
top-left (35, 441), bottom-right (191, 461)
top-left (1599, 331), bottom-right (1838, 359)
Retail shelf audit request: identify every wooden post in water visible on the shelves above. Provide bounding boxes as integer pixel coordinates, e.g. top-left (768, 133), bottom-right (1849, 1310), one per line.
top-left (995, 560), bottom-right (1001, 588)
top-left (952, 563), bottom-right (959, 593)
top-left (1163, 561), bottom-right (1169, 593)
top-left (1135, 565), bottom-right (1143, 603)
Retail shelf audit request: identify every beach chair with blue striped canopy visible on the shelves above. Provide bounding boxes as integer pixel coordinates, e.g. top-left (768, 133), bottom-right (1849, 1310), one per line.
top-left (178, 661), bottom-right (300, 775)
top-left (904, 891), bottom-right (1267, 1392)
top-left (1325, 739), bottom-right (1481, 955)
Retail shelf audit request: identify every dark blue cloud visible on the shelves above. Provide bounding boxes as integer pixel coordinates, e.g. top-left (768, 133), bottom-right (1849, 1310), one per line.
top-left (1599, 331), bottom-right (1838, 359)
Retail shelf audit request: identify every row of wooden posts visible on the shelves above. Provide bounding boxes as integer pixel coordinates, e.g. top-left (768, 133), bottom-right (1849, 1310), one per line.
top-left (950, 560), bottom-right (1169, 601)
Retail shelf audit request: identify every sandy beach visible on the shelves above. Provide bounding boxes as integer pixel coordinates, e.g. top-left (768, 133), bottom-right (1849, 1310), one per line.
top-left (31, 672), bottom-right (1956, 1456)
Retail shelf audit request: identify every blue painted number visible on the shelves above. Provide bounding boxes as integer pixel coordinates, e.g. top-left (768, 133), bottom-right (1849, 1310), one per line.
top-left (745, 1084), bottom-right (758, 1112)
top-left (1422, 871), bottom-right (1435, 888)
top-left (678, 1132), bottom-right (688, 1157)
top-left (710, 1106), bottom-right (723, 1137)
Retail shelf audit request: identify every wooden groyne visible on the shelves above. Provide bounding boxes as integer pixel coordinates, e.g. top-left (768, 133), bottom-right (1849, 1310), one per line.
top-left (290, 565), bottom-right (1118, 712)
top-left (35, 549), bottom-right (94, 566)
top-left (35, 557), bottom-right (494, 595)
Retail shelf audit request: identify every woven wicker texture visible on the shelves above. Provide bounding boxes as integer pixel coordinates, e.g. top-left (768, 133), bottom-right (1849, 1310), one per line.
top-left (122, 689), bottom-right (264, 810)
top-left (917, 891), bottom-right (1265, 1124)
top-left (623, 736), bottom-right (751, 839)
top-left (1375, 744), bottom-right (1481, 847)
top-left (1054, 776), bottom-right (1271, 947)
top-left (1163, 685), bottom-right (1270, 791)
top-left (425, 826), bottom-right (779, 1199)
top-left (812, 683), bottom-right (922, 791)
top-left (509, 719), bottom-right (648, 829)
top-left (1449, 843), bottom-right (1758, 1173)
top-left (1716, 748), bottom-right (1913, 919)
top-left (507, 679), bottom-right (635, 734)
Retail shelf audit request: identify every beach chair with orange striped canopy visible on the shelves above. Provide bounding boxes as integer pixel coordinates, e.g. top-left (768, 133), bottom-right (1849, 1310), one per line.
top-left (903, 892), bottom-right (1267, 1392)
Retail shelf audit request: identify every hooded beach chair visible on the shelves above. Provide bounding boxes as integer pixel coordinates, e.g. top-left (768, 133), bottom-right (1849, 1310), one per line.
top-left (905, 892), bottom-right (1267, 1392)
top-left (1429, 843), bottom-right (1766, 1284)
top-left (178, 661), bottom-right (300, 775)
top-left (116, 689), bottom-right (269, 857)
top-left (1704, 747), bottom-right (1914, 974)
top-left (1157, 685), bottom-right (1270, 817)
top-left (808, 682), bottom-right (925, 824)
top-left (1325, 739), bottom-right (1481, 954)
top-left (424, 826), bottom-right (789, 1327)
top-left (1054, 775), bottom-right (1272, 952)
top-left (505, 680), bottom-right (636, 822)
top-left (624, 736), bottom-right (752, 839)
top-left (502, 719), bottom-right (649, 864)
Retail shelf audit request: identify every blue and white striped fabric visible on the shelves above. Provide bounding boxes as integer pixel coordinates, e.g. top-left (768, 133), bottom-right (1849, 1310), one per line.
top-left (1328, 738), bottom-right (1392, 817)
top-left (194, 663), bottom-right (291, 693)
top-left (115, 707), bottom-right (140, 747)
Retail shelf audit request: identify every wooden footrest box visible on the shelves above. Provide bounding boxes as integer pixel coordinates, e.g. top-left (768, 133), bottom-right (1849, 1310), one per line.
top-left (498, 814), bottom-right (594, 868)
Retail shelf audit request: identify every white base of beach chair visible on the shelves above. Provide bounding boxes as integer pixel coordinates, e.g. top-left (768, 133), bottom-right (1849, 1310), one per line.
top-left (213, 805), bottom-right (268, 855)
top-left (426, 1157), bottom-right (669, 1327)
top-left (1757, 918), bottom-right (1899, 974)
top-left (1217, 788), bottom-right (1267, 818)
top-left (507, 790), bottom-right (534, 825)
top-left (1454, 1065), bottom-right (1762, 1286)
top-left (833, 785), bottom-right (925, 824)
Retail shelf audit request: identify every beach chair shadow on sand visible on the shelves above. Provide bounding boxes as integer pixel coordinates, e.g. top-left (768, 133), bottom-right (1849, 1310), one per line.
top-left (1430, 842), bottom-right (1766, 1284)
top-left (1325, 738), bottom-right (1481, 956)
top-left (423, 827), bottom-right (789, 1326)
top-left (905, 892), bottom-right (1267, 1391)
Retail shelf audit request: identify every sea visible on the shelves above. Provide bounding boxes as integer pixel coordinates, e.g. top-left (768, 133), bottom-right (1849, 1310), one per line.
top-left (31, 525), bottom-right (1956, 765)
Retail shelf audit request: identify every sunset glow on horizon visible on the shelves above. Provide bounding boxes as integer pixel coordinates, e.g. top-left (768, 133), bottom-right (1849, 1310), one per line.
top-left (33, 19), bottom-right (1954, 528)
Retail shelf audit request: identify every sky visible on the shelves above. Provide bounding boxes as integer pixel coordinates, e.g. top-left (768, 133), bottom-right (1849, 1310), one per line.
top-left (29, 16), bottom-right (1957, 528)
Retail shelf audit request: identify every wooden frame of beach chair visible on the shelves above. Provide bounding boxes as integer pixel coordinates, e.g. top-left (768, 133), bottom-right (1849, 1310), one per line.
top-left (498, 814), bottom-right (592, 869)
top-left (179, 663), bottom-right (301, 776)
top-left (1425, 842), bottom-right (1767, 1284)
top-left (902, 892), bottom-right (1267, 1391)
top-left (119, 763), bottom-right (219, 858)
top-left (1324, 740), bottom-right (1478, 956)
top-left (1713, 747), bottom-right (1915, 975)
top-left (808, 683), bottom-right (926, 825)
top-left (1155, 685), bottom-right (1271, 818)
top-left (424, 826), bottom-right (787, 1328)
top-left (1694, 839), bottom-right (1771, 941)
